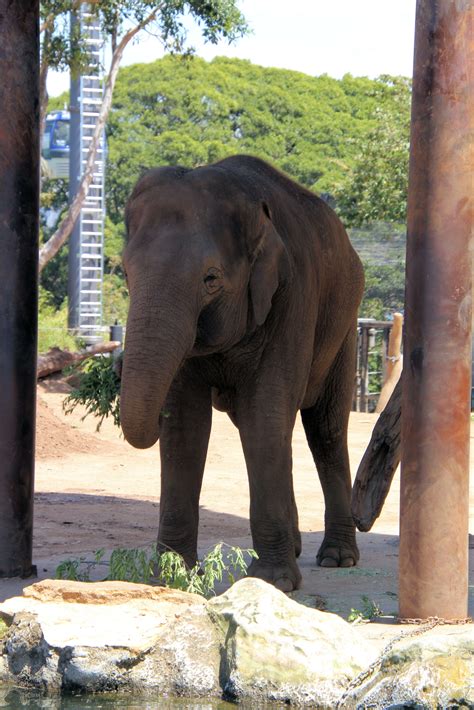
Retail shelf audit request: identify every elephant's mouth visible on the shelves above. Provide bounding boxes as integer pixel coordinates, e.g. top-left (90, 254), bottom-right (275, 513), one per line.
top-left (193, 303), bottom-right (222, 353)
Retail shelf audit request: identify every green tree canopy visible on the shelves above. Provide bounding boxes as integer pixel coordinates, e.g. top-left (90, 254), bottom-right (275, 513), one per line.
top-left (334, 76), bottom-right (411, 226)
top-left (105, 57), bottom-right (411, 224)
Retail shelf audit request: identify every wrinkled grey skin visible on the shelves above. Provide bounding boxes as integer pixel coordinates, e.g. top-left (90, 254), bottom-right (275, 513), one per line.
top-left (120, 155), bottom-right (364, 592)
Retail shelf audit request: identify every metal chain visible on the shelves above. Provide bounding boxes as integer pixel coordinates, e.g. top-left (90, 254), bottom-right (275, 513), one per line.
top-left (398, 616), bottom-right (472, 625)
top-left (335, 615), bottom-right (472, 708)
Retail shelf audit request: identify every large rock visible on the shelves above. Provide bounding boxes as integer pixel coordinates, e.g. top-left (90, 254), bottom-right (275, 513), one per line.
top-left (207, 577), bottom-right (378, 706)
top-left (344, 627), bottom-right (474, 709)
top-left (0, 579), bottom-right (220, 694)
top-left (1, 577), bottom-right (472, 708)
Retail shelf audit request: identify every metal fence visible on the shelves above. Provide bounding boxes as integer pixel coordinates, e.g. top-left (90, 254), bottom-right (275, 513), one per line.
top-left (353, 319), bottom-right (395, 413)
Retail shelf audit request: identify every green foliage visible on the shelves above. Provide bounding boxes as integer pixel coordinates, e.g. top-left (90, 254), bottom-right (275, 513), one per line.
top-left (55, 543), bottom-right (258, 598)
top-left (0, 618), bottom-right (7, 639)
top-left (40, 177), bottom-right (70, 307)
top-left (103, 274), bottom-right (129, 326)
top-left (349, 222), bottom-right (406, 318)
top-left (108, 546), bottom-right (158, 584)
top-left (104, 216), bottom-right (125, 274)
top-left (105, 58), bottom-right (411, 223)
top-left (41, 1), bottom-right (248, 76)
top-left (55, 549), bottom-right (106, 582)
top-left (157, 543), bottom-right (258, 597)
top-left (38, 287), bottom-right (81, 353)
top-left (347, 595), bottom-right (384, 623)
top-left (335, 77), bottom-right (411, 226)
top-left (40, 248), bottom-right (69, 309)
top-left (63, 354), bottom-right (122, 430)
top-left (360, 261), bottom-right (405, 319)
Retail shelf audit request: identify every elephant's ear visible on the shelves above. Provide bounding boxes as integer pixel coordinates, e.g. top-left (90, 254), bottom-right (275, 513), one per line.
top-left (249, 202), bottom-right (291, 326)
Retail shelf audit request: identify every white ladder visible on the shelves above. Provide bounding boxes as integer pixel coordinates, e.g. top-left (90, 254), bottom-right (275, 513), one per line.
top-left (71, 4), bottom-right (105, 342)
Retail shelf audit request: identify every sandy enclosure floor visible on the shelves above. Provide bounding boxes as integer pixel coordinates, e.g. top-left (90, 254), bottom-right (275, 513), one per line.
top-left (1, 375), bottom-right (473, 649)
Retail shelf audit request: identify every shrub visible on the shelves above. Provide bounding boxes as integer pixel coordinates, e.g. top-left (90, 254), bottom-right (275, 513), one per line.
top-left (55, 543), bottom-right (258, 599)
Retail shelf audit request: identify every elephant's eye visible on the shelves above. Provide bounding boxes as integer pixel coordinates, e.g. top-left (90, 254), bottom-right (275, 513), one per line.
top-left (203, 268), bottom-right (223, 294)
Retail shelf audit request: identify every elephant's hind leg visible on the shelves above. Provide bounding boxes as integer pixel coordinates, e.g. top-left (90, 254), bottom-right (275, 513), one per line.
top-left (301, 328), bottom-right (359, 568)
top-left (158, 364), bottom-right (212, 568)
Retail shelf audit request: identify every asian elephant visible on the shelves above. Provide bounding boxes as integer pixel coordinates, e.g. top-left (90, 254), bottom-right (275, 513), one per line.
top-left (120, 155), bottom-right (364, 592)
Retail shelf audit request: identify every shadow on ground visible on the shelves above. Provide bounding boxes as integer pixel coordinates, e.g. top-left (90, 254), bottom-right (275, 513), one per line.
top-left (0, 489), bottom-right (471, 622)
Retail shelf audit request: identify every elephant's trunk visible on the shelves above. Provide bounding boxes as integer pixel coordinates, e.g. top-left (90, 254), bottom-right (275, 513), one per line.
top-left (120, 289), bottom-right (198, 449)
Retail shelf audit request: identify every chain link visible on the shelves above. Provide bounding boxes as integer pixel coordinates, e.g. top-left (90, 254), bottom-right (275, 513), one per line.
top-left (336, 615), bottom-right (471, 708)
top-left (398, 616), bottom-right (472, 625)
top-left (385, 354), bottom-right (401, 362)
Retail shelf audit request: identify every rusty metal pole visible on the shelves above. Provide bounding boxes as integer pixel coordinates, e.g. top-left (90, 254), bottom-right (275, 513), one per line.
top-left (399, 0), bottom-right (473, 619)
top-left (0, 2), bottom-right (40, 577)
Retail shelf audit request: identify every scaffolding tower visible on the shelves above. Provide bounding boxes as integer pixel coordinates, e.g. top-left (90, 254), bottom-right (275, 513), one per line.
top-left (68, 5), bottom-right (105, 343)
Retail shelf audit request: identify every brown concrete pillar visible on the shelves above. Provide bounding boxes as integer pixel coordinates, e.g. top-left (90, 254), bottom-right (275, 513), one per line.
top-left (399, 0), bottom-right (473, 619)
top-left (0, 2), bottom-right (40, 577)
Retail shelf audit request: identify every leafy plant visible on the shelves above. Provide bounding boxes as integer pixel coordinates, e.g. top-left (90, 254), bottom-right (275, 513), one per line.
top-left (55, 549), bottom-right (106, 582)
top-left (55, 543), bottom-right (258, 598)
top-left (108, 546), bottom-right (158, 584)
top-left (63, 355), bottom-right (121, 430)
top-left (347, 595), bottom-right (383, 623)
top-left (158, 543), bottom-right (258, 597)
top-left (38, 288), bottom-right (82, 354)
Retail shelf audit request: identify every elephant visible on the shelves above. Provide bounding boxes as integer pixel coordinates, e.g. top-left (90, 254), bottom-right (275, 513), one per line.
top-left (120, 155), bottom-right (364, 592)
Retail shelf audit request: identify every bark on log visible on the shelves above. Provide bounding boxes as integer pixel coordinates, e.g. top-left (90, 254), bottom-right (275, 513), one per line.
top-left (37, 342), bottom-right (121, 379)
top-left (351, 377), bottom-right (402, 532)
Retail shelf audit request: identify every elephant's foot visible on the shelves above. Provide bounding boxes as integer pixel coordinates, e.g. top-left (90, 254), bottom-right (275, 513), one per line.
top-left (247, 557), bottom-right (302, 592)
top-left (157, 514), bottom-right (198, 570)
top-left (317, 522), bottom-right (359, 568)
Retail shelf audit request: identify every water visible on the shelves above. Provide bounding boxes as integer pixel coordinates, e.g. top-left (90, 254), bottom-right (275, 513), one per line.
top-left (0, 689), bottom-right (241, 710)
top-left (0, 689), bottom-right (282, 709)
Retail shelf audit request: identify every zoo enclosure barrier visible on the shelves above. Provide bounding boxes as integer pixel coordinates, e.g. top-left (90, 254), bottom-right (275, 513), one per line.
top-left (353, 319), bottom-right (397, 413)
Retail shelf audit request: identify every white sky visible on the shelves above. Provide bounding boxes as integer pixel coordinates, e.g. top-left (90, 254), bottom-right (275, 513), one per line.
top-left (47, 0), bottom-right (417, 97)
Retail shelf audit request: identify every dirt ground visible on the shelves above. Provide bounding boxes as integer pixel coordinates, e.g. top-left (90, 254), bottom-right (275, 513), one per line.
top-left (1, 375), bottom-right (473, 649)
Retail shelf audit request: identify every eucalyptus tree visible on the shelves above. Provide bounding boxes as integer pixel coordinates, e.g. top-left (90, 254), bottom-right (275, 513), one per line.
top-left (38, 0), bottom-right (248, 271)
top-left (334, 76), bottom-right (411, 227)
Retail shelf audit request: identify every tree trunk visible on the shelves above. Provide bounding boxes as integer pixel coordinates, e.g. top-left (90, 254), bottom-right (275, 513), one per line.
top-left (37, 341), bottom-right (120, 379)
top-left (351, 376), bottom-right (402, 531)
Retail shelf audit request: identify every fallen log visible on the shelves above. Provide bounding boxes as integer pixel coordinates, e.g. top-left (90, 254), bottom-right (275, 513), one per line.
top-left (351, 377), bottom-right (402, 532)
top-left (37, 342), bottom-right (121, 379)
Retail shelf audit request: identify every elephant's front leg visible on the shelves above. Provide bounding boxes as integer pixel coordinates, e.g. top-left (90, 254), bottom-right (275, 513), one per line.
top-left (236, 393), bottom-right (301, 592)
top-left (158, 365), bottom-right (212, 568)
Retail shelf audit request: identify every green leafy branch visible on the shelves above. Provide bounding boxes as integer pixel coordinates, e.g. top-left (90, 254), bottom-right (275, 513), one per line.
top-left (63, 354), bottom-right (122, 430)
top-left (55, 542), bottom-right (258, 598)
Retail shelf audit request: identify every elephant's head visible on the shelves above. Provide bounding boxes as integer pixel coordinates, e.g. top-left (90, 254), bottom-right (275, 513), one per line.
top-left (120, 164), bottom-right (290, 449)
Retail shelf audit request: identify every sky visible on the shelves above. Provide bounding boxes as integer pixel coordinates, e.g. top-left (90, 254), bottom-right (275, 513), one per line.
top-left (47, 0), bottom-right (417, 97)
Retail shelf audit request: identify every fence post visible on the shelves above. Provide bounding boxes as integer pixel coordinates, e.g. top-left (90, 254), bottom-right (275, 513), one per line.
top-left (399, 0), bottom-right (472, 619)
top-left (0, 2), bottom-right (39, 577)
top-left (359, 325), bottom-right (370, 413)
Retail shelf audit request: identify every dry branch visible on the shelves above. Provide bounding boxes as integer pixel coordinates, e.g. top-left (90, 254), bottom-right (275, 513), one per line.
top-left (351, 377), bottom-right (402, 532)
